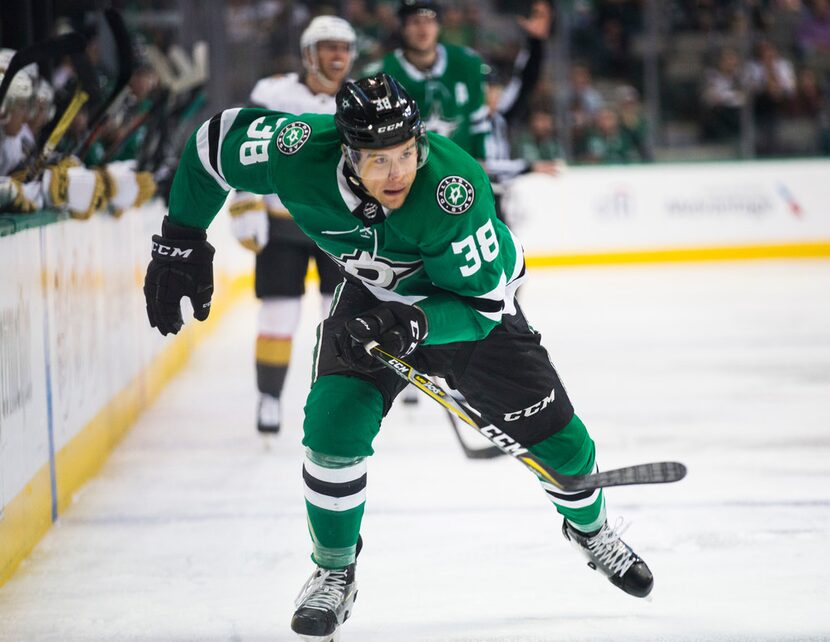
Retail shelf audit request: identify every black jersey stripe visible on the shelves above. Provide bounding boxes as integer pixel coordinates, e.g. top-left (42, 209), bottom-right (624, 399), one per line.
top-left (544, 487), bottom-right (597, 502)
top-left (458, 293), bottom-right (504, 314)
top-left (303, 466), bottom-right (367, 498)
top-left (207, 111), bottom-right (223, 178)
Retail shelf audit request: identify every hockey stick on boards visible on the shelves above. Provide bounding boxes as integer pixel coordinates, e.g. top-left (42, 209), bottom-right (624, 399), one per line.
top-left (0, 32), bottom-right (87, 110)
top-left (23, 44), bottom-right (101, 181)
top-left (72, 9), bottom-right (136, 160)
top-left (367, 343), bottom-right (687, 492)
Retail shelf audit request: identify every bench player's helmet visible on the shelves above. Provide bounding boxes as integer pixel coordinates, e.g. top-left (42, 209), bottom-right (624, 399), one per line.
top-left (335, 72), bottom-right (429, 174)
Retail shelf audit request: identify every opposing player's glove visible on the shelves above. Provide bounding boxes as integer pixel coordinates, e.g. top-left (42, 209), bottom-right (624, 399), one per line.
top-left (228, 194), bottom-right (268, 253)
top-left (333, 301), bottom-right (428, 372)
top-left (144, 215), bottom-right (215, 336)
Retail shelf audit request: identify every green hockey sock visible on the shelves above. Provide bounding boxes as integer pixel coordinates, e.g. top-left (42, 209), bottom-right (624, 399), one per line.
top-left (528, 414), bottom-right (606, 533)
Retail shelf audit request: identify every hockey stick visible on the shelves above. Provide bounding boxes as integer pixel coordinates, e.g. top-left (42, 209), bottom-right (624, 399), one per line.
top-left (435, 381), bottom-right (503, 459)
top-left (443, 408), bottom-right (504, 459)
top-left (72, 9), bottom-right (136, 160)
top-left (368, 343), bottom-right (687, 492)
top-left (22, 45), bottom-right (102, 181)
top-left (0, 32), bottom-right (87, 110)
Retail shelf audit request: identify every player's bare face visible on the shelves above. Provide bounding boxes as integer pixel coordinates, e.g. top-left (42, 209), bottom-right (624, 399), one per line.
top-left (402, 15), bottom-right (439, 54)
top-left (355, 139), bottom-right (419, 209)
top-left (316, 41), bottom-right (353, 84)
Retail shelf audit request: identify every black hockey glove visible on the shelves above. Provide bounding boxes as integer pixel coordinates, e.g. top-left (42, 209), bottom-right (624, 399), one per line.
top-left (333, 301), bottom-right (428, 372)
top-left (144, 215), bottom-right (215, 336)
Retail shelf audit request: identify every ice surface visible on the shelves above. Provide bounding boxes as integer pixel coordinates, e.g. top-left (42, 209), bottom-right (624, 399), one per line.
top-left (1, 261), bottom-right (828, 641)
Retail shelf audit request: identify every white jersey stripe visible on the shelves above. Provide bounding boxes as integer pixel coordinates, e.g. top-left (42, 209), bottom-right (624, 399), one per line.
top-left (195, 120), bottom-right (231, 192)
top-left (216, 107), bottom-right (243, 183)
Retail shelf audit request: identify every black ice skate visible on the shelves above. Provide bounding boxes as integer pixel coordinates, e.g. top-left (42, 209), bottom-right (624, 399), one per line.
top-left (562, 518), bottom-right (654, 598)
top-left (257, 394), bottom-right (280, 434)
top-left (291, 563), bottom-right (358, 642)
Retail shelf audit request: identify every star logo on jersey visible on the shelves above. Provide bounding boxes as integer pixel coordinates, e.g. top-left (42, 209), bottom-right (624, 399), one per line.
top-left (276, 121), bottom-right (311, 155)
top-left (329, 250), bottom-right (422, 289)
top-left (436, 176), bottom-right (475, 214)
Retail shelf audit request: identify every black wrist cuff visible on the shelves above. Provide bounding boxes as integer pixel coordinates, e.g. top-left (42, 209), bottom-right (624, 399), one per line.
top-left (161, 215), bottom-right (208, 241)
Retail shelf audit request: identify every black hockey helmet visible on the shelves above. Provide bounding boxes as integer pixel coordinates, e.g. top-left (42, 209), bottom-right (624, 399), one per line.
top-left (335, 73), bottom-right (430, 177)
top-left (398, 0), bottom-right (442, 23)
top-left (335, 72), bottom-right (426, 148)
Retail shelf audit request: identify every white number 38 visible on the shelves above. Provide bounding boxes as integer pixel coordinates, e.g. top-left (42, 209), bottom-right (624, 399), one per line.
top-left (239, 116), bottom-right (284, 165)
top-left (451, 220), bottom-right (499, 277)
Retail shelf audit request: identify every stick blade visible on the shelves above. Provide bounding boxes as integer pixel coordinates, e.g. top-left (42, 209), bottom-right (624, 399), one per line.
top-left (560, 461), bottom-right (687, 492)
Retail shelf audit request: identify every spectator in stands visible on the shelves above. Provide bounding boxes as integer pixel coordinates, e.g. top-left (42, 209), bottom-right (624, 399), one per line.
top-left (701, 46), bottom-right (746, 141)
top-left (440, 3), bottom-right (475, 48)
top-left (615, 84), bottom-right (652, 161)
top-left (578, 107), bottom-right (639, 164)
top-left (797, 0), bottom-right (830, 57)
top-left (789, 66), bottom-right (825, 117)
top-left (763, 0), bottom-right (806, 58)
top-left (344, 0), bottom-right (386, 67)
top-left (513, 100), bottom-right (563, 163)
top-left (569, 62), bottom-right (604, 148)
top-left (745, 38), bottom-right (797, 155)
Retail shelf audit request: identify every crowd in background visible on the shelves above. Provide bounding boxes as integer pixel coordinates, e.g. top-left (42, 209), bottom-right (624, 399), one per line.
top-left (206, 0), bottom-right (830, 162)
top-left (3, 0), bottom-right (830, 219)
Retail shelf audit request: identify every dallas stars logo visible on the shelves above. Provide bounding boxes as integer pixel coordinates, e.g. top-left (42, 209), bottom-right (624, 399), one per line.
top-left (276, 121), bottom-right (311, 155)
top-left (436, 176), bottom-right (475, 214)
top-left (329, 250), bottom-right (422, 289)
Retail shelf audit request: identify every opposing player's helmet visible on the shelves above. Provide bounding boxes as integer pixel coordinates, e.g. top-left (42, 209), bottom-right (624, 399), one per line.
top-left (398, 0), bottom-right (442, 22)
top-left (335, 73), bottom-right (429, 176)
top-left (300, 16), bottom-right (356, 88)
top-left (0, 70), bottom-right (34, 119)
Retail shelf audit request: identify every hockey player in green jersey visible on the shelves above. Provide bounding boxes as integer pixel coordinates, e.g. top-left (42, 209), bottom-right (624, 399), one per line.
top-left (366, 0), bottom-right (490, 159)
top-left (143, 73), bottom-right (653, 642)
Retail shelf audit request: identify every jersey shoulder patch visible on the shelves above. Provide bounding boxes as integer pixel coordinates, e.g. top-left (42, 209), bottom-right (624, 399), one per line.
top-left (435, 175), bottom-right (475, 215)
top-left (275, 120), bottom-right (312, 155)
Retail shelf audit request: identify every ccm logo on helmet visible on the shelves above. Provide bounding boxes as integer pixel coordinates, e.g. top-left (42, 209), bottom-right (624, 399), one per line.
top-left (503, 388), bottom-right (556, 421)
top-left (152, 242), bottom-right (193, 259)
top-left (377, 121), bottom-right (403, 133)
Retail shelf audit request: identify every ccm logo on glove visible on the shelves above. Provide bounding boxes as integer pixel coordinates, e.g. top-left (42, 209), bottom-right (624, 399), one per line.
top-left (151, 241), bottom-right (194, 258)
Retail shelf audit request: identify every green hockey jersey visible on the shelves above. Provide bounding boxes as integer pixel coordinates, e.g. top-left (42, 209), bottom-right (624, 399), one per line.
top-left (366, 44), bottom-right (490, 159)
top-left (168, 108), bottom-right (525, 345)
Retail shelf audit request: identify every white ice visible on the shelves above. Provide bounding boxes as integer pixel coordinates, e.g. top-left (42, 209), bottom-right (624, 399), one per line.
top-left (1, 261), bottom-right (829, 642)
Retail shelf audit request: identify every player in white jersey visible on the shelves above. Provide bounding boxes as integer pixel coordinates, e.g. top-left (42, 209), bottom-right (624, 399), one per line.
top-left (228, 16), bottom-right (356, 435)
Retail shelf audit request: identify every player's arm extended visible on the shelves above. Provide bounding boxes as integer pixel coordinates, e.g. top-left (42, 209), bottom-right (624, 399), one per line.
top-left (167, 108), bottom-right (289, 229)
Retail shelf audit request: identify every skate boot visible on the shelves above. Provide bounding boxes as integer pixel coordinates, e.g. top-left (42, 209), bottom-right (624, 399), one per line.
top-left (257, 394), bottom-right (280, 434)
top-left (291, 563), bottom-right (358, 641)
top-left (562, 518), bottom-right (654, 597)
